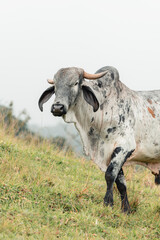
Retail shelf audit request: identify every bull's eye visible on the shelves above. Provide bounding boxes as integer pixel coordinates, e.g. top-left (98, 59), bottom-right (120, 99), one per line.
top-left (70, 82), bottom-right (78, 87)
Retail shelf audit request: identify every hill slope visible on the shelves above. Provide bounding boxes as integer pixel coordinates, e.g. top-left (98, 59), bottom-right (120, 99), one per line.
top-left (0, 123), bottom-right (160, 239)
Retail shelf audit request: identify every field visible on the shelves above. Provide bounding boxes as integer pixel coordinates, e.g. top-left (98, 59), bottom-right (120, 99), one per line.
top-left (0, 121), bottom-right (160, 239)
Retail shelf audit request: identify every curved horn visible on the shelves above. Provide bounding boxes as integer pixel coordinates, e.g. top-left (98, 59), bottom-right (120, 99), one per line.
top-left (83, 70), bottom-right (108, 80)
top-left (47, 79), bottom-right (54, 84)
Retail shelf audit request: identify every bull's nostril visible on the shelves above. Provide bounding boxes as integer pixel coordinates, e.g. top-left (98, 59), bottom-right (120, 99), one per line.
top-left (51, 104), bottom-right (66, 116)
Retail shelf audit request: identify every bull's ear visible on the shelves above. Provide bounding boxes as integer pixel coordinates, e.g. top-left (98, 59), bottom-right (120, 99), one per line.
top-left (82, 85), bottom-right (99, 112)
top-left (38, 86), bottom-right (55, 112)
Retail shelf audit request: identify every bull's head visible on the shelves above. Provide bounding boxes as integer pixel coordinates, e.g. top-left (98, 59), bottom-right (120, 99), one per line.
top-left (38, 67), bottom-right (108, 117)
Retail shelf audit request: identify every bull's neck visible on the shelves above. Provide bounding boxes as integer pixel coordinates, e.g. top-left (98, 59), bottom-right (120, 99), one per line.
top-left (69, 90), bottom-right (93, 126)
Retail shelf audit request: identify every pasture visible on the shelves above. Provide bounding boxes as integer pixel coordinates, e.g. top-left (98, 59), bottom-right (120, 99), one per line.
top-left (0, 121), bottom-right (160, 239)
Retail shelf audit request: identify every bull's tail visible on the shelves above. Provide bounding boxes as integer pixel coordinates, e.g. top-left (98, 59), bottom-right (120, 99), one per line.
top-left (155, 171), bottom-right (160, 185)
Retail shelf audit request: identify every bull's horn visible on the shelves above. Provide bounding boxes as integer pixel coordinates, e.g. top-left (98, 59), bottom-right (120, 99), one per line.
top-left (47, 79), bottom-right (54, 84)
top-left (83, 70), bottom-right (108, 80)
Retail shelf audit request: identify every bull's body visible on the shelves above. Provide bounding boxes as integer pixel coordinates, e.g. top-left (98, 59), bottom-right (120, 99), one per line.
top-left (64, 68), bottom-right (160, 175)
top-left (39, 66), bottom-right (160, 212)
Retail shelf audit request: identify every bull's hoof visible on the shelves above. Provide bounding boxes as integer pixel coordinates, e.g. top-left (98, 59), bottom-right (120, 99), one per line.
top-left (121, 204), bottom-right (131, 214)
top-left (104, 194), bottom-right (113, 207)
top-left (104, 201), bottom-right (113, 208)
top-left (121, 197), bottom-right (131, 213)
top-left (155, 171), bottom-right (160, 185)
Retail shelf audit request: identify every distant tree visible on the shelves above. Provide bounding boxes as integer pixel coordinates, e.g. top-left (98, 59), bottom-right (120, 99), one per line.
top-left (51, 136), bottom-right (72, 152)
top-left (0, 102), bottom-right (31, 136)
top-left (0, 102), bottom-right (73, 152)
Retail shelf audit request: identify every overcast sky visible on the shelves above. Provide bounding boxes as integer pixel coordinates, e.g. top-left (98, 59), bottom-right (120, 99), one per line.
top-left (0, 0), bottom-right (160, 127)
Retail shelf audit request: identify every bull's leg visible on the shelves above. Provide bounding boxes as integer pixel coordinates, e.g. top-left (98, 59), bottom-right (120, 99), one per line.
top-left (115, 168), bottom-right (130, 212)
top-left (155, 170), bottom-right (160, 185)
top-left (104, 147), bottom-right (134, 209)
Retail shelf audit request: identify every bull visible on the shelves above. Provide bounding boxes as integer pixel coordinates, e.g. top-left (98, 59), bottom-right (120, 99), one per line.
top-left (38, 66), bottom-right (160, 212)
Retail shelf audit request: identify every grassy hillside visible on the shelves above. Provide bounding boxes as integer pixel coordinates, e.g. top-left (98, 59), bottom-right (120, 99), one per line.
top-left (0, 120), bottom-right (160, 239)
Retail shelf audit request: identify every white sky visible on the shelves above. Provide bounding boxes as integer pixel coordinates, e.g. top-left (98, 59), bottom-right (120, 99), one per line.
top-left (0, 0), bottom-right (160, 127)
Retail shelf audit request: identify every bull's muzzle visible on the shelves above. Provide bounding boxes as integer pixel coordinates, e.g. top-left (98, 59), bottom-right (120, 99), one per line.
top-left (51, 104), bottom-right (66, 117)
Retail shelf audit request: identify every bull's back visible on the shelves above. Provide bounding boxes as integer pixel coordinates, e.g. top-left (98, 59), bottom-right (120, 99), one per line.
top-left (137, 89), bottom-right (160, 104)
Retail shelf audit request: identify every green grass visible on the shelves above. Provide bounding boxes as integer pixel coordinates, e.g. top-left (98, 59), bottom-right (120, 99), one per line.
top-left (0, 124), bottom-right (160, 239)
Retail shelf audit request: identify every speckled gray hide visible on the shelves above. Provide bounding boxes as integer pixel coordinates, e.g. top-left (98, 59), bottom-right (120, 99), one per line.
top-left (48, 67), bottom-right (160, 175)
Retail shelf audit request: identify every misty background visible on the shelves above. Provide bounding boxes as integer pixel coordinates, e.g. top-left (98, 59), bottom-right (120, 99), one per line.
top-left (0, 0), bottom-right (160, 152)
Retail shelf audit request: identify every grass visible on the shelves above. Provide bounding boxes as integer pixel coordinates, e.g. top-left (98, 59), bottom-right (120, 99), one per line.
top-left (0, 119), bottom-right (160, 239)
